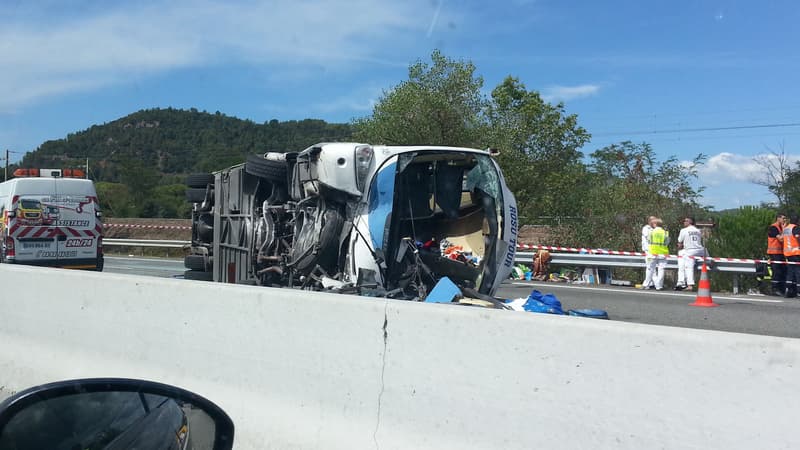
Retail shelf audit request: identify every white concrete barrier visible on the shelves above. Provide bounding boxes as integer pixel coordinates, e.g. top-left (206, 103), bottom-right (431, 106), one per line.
top-left (1, 264), bottom-right (799, 449)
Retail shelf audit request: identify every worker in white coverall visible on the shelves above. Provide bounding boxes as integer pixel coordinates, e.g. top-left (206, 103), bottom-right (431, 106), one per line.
top-left (648, 218), bottom-right (670, 290)
top-left (674, 217), bottom-right (706, 291)
top-left (640, 216), bottom-right (657, 289)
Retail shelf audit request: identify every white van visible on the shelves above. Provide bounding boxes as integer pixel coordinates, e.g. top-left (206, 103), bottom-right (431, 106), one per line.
top-left (0, 169), bottom-right (104, 270)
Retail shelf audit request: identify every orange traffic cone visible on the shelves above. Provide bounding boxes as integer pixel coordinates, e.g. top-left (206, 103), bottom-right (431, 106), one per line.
top-left (690, 262), bottom-right (718, 307)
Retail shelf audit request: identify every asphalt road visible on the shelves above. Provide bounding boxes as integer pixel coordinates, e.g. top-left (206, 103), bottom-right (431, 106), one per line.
top-left (103, 256), bottom-right (800, 338)
top-left (104, 256), bottom-right (185, 279)
top-left (497, 281), bottom-right (800, 339)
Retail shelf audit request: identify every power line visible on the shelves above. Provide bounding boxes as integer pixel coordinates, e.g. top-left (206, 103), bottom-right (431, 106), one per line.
top-left (593, 122), bottom-right (800, 137)
top-left (581, 104), bottom-right (800, 123)
top-left (1, 149), bottom-right (26, 181)
top-left (589, 130), bottom-right (800, 148)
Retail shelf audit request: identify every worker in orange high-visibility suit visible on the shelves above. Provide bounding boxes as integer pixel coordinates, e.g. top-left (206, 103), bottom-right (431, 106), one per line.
top-left (768, 213), bottom-right (788, 296)
top-left (782, 214), bottom-right (800, 298)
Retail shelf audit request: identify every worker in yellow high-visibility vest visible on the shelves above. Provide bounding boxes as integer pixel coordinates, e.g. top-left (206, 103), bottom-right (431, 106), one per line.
top-left (648, 218), bottom-right (670, 290)
top-left (639, 215), bottom-right (657, 289)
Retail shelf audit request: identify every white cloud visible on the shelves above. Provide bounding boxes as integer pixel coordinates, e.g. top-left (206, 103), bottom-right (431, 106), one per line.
top-left (701, 182), bottom-right (772, 210)
top-left (0, 0), bottom-right (442, 112)
top-left (541, 84), bottom-right (600, 102)
top-left (694, 152), bottom-right (800, 187)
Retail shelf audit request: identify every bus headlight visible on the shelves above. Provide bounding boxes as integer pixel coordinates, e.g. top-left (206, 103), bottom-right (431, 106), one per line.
top-left (354, 145), bottom-right (374, 192)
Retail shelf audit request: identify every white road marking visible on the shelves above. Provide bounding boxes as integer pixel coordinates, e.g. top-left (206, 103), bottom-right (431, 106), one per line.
top-left (508, 282), bottom-right (785, 304)
top-left (105, 256), bottom-right (182, 264)
top-left (105, 264), bottom-right (180, 271)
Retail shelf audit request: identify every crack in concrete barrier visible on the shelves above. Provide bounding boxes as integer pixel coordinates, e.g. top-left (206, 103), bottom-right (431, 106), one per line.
top-left (373, 298), bottom-right (389, 450)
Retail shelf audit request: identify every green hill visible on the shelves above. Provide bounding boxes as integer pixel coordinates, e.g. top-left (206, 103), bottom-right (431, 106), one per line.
top-left (18, 108), bottom-right (353, 217)
top-left (21, 107), bottom-right (353, 180)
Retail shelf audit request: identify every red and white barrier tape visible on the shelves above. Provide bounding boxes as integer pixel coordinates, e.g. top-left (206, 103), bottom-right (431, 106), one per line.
top-left (94, 227), bottom-right (792, 266)
top-left (517, 244), bottom-right (644, 257)
top-left (516, 243), bottom-right (796, 266)
top-left (103, 223), bottom-right (191, 230)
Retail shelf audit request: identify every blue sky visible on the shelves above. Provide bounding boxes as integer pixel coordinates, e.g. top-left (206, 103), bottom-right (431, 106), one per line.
top-left (2, 0), bottom-right (799, 209)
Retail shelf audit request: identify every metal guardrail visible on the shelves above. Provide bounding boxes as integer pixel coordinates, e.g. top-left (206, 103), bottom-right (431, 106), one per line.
top-left (102, 241), bottom-right (759, 293)
top-left (103, 242), bottom-right (758, 273)
top-left (516, 252), bottom-right (756, 273)
top-left (103, 238), bottom-right (190, 248)
top-left (515, 251), bottom-right (757, 294)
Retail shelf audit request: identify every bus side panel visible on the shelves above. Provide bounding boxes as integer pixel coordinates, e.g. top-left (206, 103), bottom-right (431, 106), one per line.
top-left (213, 166), bottom-right (258, 284)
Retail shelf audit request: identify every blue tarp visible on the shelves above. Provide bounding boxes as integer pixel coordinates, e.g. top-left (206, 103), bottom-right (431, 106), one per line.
top-left (425, 277), bottom-right (462, 303)
top-left (522, 289), bottom-right (565, 314)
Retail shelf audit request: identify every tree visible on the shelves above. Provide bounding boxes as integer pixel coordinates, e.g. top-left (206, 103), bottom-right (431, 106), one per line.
top-left (117, 157), bottom-right (159, 217)
top-left (353, 50), bottom-right (485, 146)
top-left (143, 184), bottom-right (191, 218)
top-left (751, 142), bottom-right (793, 207)
top-left (703, 206), bottom-right (776, 292)
top-left (780, 167), bottom-right (800, 211)
top-left (95, 182), bottom-right (138, 217)
top-left (195, 143), bottom-right (245, 174)
top-left (706, 206), bottom-right (774, 259)
top-left (485, 77), bottom-right (591, 219)
top-left (567, 141), bottom-right (706, 251)
top-left (354, 51), bottom-right (591, 223)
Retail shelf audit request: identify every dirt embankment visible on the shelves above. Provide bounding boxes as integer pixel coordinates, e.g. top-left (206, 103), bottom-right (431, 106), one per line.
top-left (103, 218), bottom-right (192, 240)
top-left (102, 220), bottom-right (554, 246)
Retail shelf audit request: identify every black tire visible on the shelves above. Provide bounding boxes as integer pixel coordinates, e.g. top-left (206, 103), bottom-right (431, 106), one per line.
top-left (290, 201), bottom-right (344, 274)
top-left (246, 154), bottom-right (287, 183)
top-left (186, 173), bottom-right (214, 188)
top-left (184, 254), bottom-right (208, 271)
top-left (184, 269), bottom-right (213, 281)
top-left (316, 207), bottom-right (345, 269)
top-left (186, 188), bottom-right (208, 203)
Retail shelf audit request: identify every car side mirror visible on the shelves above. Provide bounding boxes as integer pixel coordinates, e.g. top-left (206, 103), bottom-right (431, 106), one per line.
top-left (0, 378), bottom-right (234, 450)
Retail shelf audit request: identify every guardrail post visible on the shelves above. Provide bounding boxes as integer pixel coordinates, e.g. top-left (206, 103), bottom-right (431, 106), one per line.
top-left (733, 275), bottom-right (739, 295)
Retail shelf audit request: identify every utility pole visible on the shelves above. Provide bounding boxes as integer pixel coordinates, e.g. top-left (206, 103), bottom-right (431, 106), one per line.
top-left (85, 157), bottom-right (89, 179)
top-left (4, 149), bottom-right (8, 182)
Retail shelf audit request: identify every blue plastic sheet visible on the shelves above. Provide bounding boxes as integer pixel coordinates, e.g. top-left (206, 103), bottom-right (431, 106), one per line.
top-left (425, 277), bottom-right (462, 303)
top-left (523, 289), bottom-right (564, 315)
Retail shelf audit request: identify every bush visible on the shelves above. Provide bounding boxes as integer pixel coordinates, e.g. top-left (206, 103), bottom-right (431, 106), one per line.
top-left (706, 206), bottom-right (775, 259)
top-left (705, 206), bottom-right (776, 293)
